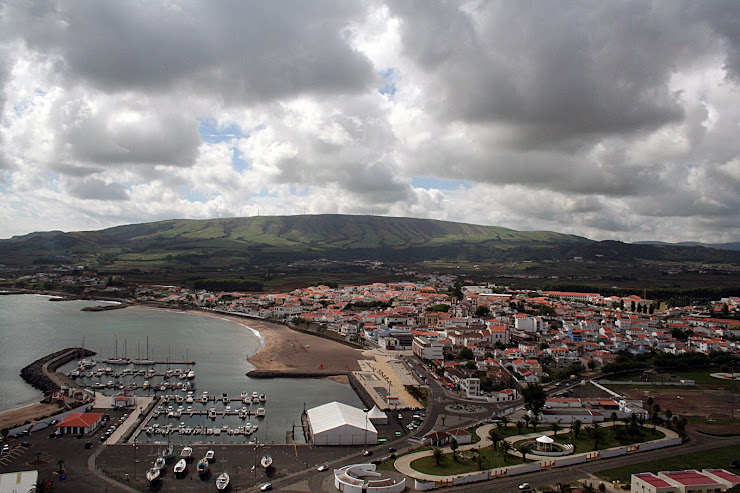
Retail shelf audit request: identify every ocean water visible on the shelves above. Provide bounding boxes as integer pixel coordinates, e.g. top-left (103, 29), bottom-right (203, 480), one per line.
top-left (0, 295), bottom-right (362, 442)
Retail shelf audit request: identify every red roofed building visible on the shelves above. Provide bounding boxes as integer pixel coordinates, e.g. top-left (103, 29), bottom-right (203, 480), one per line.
top-left (55, 412), bottom-right (104, 435)
top-left (631, 473), bottom-right (676, 493)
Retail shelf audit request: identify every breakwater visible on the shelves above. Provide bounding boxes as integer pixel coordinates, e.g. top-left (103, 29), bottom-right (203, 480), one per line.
top-left (20, 347), bottom-right (96, 395)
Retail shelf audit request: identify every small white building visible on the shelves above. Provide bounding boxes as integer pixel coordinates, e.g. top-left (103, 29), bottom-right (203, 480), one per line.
top-left (461, 377), bottom-right (481, 397)
top-left (307, 402), bottom-right (378, 446)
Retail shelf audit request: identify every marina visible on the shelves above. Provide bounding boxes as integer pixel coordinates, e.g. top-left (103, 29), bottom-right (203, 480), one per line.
top-left (0, 295), bottom-right (364, 444)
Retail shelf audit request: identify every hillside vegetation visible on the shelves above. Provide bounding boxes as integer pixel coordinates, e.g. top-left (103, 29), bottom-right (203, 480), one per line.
top-left (1, 215), bottom-right (738, 286)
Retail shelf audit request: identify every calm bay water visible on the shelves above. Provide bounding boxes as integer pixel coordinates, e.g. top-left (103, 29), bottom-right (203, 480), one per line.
top-left (0, 295), bottom-right (362, 443)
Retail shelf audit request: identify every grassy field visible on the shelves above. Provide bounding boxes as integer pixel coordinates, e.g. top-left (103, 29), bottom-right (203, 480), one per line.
top-left (409, 446), bottom-right (525, 475)
top-left (597, 444), bottom-right (740, 483)
top-left (512, 427), bottom-right (665, 455)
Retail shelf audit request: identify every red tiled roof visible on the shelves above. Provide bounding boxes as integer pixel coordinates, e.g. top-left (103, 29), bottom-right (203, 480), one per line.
top-left (635, 473), bottom-right (672, 488)
top-left (662, 470), bottom-right (717, 486)
top-left (56, 412), bottom-right (104, 428)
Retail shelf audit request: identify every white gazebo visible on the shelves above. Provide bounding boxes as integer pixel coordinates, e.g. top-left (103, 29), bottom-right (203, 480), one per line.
top-left (536, 435), bottom-right (554, 452)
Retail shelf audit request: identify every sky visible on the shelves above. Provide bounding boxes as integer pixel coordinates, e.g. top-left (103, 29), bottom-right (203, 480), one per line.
top-left (0, 1), bottom-right (739, 243)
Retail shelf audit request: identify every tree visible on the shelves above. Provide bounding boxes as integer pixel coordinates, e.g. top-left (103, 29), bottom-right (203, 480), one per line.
top-left (454, 281), bottom-right (464, 300)
top-left (522, 383), bottom-right (547, 417)
top-left (432, 447), bottom-right (443, 466)
top-left (500, 416), bottom-right (510, 429)
top-left (519, 443), bottom-right (532, 463)
top-left (500, 440), bottom-right (513, 463)
top-left (610, 412), bottom-right (618, 425)
top-left (589, 423), bottom-right (605, 450)
top-left (550, 421), bottom-right (562, 437)
top-left (475, 305), bottom-right (490, 317)
top-left (523, 414), bottom-right (531, 430)
top-left (631, 301), bottom-right (636, 312)
top-left (57, 457), bottom-right (66, 473)
top-left (450, 438), bottom-right (459, 462)
top-left (459, 347), bottom-right (474, 360)
top-left (488, 429), bottom-right (503, 451)
top-left (516, 420), bottom-right (524, 435)
top-left (571, 419), bottom-right (582, 438)
top-left (531, 416), bottom-right (539, 433)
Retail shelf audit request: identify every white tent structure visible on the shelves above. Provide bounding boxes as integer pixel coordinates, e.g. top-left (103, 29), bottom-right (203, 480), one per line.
top-left (307, 401), bottom-right (378, 446)
top-left (367, 405), bottom-right (388, 425)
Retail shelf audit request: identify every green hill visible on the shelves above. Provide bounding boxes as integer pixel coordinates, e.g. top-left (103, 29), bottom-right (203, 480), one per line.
top-left (1, 215), bottom-right (738, 278)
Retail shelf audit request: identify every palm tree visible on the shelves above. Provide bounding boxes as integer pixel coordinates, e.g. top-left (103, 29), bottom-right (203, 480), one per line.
top-left (518, 443), bottom-right (532, 463)
top-left (550, 421), bottom-right (562, 437)
top-left (432, 447), bottom-right (443, 466)
top-left (590, 422), bottom-right (605, 450)
top-left (500, 440), bottom-right (513, 463)
top-left (450, 438), bottom-right (459, 462)
top-left (610, 412), bottom-right (618, 425)
top-left (531, 416), bottom-right (539, 433)
top-left (500, 416), bottom-right (510, 429)
top-left (34, 451), bottom-right (42, 465)
top-left (488, 429), bottom-right (503, 451)
top-left (516, 420), bottom-right (524, 435)
top-left (572, 419), bottom-right (582, 438)
top-left (523, 414), bottom-right (531, 430)
top-left (57, 457), bottom-right (66, 474)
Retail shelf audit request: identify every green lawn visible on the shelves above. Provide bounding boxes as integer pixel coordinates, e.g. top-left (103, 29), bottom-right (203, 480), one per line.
top-left (410, 447), bottom-right (525, 475)
top-left (607, 370), bottom-right (737, 390)
top-left (513, 426), bottom-right (665, 455)
top-left (598, 444), bottom-right (740, 483)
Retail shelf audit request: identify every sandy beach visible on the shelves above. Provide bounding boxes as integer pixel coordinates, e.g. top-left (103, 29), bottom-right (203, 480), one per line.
top-left (180, 309), bottom-right (369, 373)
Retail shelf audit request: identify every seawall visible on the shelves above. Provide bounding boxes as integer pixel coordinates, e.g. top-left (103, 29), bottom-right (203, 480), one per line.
top-left (20, 347), bottom-right (96, 395)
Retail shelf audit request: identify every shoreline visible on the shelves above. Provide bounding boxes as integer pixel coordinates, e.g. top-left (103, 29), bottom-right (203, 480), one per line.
top-left (0, 301), bottom-right (368, 429)
top-left (122, 304), bottom-right (368, 374)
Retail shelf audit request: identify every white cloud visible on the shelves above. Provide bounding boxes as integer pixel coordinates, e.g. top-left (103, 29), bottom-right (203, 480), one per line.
top-left (0, 1), bottom-right (738, 243)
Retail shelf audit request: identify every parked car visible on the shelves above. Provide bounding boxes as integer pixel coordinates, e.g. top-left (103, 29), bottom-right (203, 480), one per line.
top-left (519, 483), bottom-right (533, 492)
top-left (85, 442), bottom-right (94, 449)
top-left (260, 483), bottom-right (272, 491)
top-left (388, 447), bottom-right (397, 452)
top-left (2, 444), bottom-right (9, 453)
top-left (317, 464), bottom-right (329, 472)
top-left (362, 450), bottom-right (373, 456)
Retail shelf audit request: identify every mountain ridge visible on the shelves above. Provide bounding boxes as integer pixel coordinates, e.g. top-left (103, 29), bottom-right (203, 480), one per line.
top-left (1, 215), bottom-right (738, 271)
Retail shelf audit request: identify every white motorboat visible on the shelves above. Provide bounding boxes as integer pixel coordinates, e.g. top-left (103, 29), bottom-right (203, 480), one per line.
top-left (174, 458), bottom-right (187, 476)
top-left (180, 446), bottom-right (193, 459)
top-left (146, 467), bottom-right (161, 482)
top-left (163, 444), bottom-right (174, 460)
top-left (186, 369), bottom-right (195, 379)
top-left (197, 458), bottom-right (209, 475)
top-left (154, 456), bottom-right (165, 470)
top-left (259, 393), bottom-right (266, 402)
top-left (256, 407), bottom-right (266, 417)
top-left (216, 472), bottom-right (230, 490)
top-left (260, 453), bottom-right (273, 468)
top-left (205, 450), bottom-right (215, 462)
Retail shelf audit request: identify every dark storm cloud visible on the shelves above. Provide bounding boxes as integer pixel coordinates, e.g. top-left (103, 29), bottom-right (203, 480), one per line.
top-left (2, 0), bottom-right (375, 101)
top-left (387, 1), bottom-right (734, 144)
top-left (66, 177), bottom-right (129, 201)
